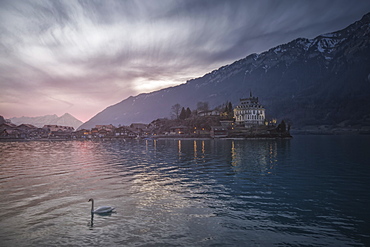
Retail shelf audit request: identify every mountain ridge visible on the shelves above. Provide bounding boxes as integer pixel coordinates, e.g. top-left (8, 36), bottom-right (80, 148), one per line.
top-left (79, 12), bottom-right (370, 130)
top-left (10, 113), bottom-right (83, 130)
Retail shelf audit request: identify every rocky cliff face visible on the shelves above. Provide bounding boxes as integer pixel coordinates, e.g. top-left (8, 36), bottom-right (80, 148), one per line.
top-left (10, 113), bottom-right (83, 130)
top-left (79, 12), bottom-right (370, 130)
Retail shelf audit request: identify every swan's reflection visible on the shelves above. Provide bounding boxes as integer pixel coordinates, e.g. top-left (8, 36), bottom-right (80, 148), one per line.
top-left (88, 211), bottom-right (115, 228)
top-left (88, 213), bottom-right (94, 228)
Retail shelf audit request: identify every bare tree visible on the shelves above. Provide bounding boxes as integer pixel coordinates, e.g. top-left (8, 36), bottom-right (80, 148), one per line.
top-left (171, 103), bottom-right (181, 119)
top-left (196, 101), bottom-right (209, 112)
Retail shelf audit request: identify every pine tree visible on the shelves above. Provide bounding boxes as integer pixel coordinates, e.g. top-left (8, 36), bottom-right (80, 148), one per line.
top-left (228, 102), bottom-right (233, 113)
top-left (224, 101), bottom-right (229, 113)
top-left (179, 107), bottom-right (186, 120)
top-left (185, 107), bottom-right (191, 118)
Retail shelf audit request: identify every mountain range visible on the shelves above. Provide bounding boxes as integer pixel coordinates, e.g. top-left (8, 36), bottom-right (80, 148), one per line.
top-left (10, 113), bottom-right (83, 130)
top-left (79, 12), bottom-right (370, 130)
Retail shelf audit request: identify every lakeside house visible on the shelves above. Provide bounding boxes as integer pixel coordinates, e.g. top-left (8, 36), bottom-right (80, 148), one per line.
top-left (115, 126), bottom-right (138, 138)
top-left (95, 124), bottom-right (115, 132)
top-left (234, 92), bottom-right (266, 127)
top-left (42, 125), bottom-right (75, 139)
top-left (0, 126), bottom-right (21, 138)
top-left (43, 125), bottom-right (74, 132)
top-left (72, 129), bottom-right (91, 139)
top-left (169, 126), bottom-right (189, 135)
top-left (210, 126), bottom-right (228, 138)
top-left (198, 110), bottom-right (220, 117)
top-left (0, 123), bottom-right (70, 139)
top-left (193, 127), bottom-right (210, 136)
top-left (130, 123), bottom-right (148, 131)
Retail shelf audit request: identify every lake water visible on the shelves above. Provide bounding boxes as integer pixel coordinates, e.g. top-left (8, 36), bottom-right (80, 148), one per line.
top-left (0, 136), bottom-right (369, 246)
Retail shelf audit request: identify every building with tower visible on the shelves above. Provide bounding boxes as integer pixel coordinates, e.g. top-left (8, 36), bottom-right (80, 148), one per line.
top-left (234, 92), bottom-right (266, 127)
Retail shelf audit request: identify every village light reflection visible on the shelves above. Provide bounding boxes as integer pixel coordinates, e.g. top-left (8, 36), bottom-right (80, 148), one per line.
top-left (178, 140), bottom-right (181, 155)
top-left (173, 139), bottom-right (285, 175)
top-left (193, 140), bottom-right (197, 159)
top-left (130, 139), bottom-right (289, 212)
top-left (230, 140), bottom-right (281, 175)
top-left (268, 142), bottom-right (278, 174)
top-left (191, 140), bottom-right (207, 162)
top-left (231, 141), bottom-right (238, 167)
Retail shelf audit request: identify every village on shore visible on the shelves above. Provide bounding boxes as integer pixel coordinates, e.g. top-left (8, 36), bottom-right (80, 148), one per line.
top-left (0, 93), bottom-right (291, 141)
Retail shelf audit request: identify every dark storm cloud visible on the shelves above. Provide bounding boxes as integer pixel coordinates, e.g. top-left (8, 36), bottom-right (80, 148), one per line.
top-left (1, 0), bottom-right (370, 121)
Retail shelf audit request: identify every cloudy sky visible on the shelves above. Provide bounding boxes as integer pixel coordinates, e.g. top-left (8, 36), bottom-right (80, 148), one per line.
top-left (1, 0), bottom-right (370, 122)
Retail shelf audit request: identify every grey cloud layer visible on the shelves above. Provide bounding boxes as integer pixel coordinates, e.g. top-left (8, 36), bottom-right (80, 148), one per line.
top-left (1, 0), bottom-right (370, 121)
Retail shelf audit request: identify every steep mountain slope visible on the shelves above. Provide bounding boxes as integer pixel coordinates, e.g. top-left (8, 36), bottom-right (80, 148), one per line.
top-left (79, 12), bottom-right (370, 130)
top-left (10, 113), bottom-right (83, 129)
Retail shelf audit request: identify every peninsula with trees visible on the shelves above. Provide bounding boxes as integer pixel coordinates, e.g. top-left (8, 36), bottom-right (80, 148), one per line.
top-left (152, 92), bottom-right (291, 139)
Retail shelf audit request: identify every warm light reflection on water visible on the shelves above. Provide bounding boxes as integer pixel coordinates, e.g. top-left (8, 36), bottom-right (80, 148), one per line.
top-left (229, 140), bottom-right (280, 174)
top-left (193, 140), bottom-right (197, 159)
top-left (178, 140), bottom-right (181, 157)
top-left (0, 136), bottom-right (369, 246)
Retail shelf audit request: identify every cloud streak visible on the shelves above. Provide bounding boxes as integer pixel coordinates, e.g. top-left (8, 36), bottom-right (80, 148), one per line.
top-left (1, 0), bottom-right (370, 122)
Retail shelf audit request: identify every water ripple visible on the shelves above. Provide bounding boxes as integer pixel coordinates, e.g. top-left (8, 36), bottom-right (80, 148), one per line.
top-left (0, 137), bottom-right (370, 246)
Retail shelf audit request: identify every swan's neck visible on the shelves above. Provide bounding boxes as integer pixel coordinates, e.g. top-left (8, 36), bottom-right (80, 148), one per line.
top-left (90, 199), bottom-right (94, 212)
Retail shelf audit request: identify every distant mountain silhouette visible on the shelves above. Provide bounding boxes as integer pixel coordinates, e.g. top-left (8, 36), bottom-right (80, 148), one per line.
top-left (79, 12), bottom-right (370, 130)
top-left (10, 113), bottom-right (83, 130)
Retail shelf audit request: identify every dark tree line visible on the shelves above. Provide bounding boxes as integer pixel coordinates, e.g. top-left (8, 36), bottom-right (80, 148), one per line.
top-left (179, 107), bottom-right (192, 120)
top-left (171, 101), bottom-right (235, 120)
top-left (224, 101), bottom-right (233, 114)
top-left (171, 102), bottom-right (210, 120)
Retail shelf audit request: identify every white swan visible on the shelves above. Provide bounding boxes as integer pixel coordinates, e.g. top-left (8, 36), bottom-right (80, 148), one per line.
top-left (88, 198), bottom-right (115, 214)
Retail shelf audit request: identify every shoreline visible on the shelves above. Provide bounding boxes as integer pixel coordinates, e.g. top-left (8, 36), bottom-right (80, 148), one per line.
top-left (0, 135), bottom-right (293, 142)
top-left (4, 131), bottom-right (370, 142)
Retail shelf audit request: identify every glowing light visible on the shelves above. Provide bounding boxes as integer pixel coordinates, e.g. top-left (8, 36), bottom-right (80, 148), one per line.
top-left (133, 79), bottom-right (183, 93)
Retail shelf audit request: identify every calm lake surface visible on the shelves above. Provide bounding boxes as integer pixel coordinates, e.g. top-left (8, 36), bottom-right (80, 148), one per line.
top-left (0, 136), bottom-right (369, 246)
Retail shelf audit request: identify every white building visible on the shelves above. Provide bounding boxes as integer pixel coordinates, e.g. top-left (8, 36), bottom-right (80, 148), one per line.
top-left (234, 92), bottom-right (266, 127)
